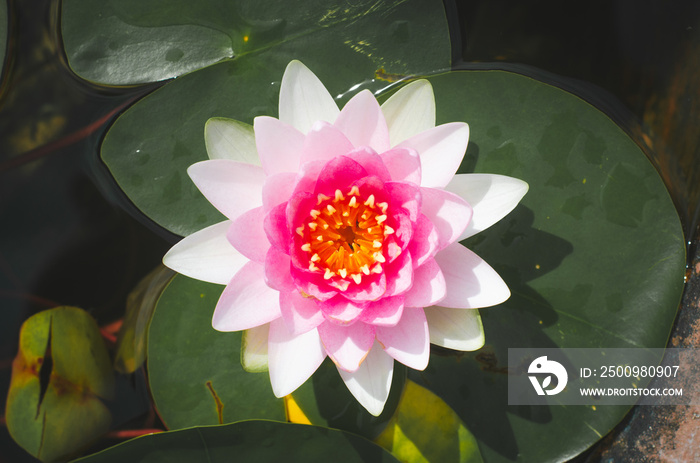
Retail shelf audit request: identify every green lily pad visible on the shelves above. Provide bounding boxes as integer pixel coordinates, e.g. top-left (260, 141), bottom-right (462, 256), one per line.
top-left (6, 307), bottom-right (115, 462)
top-left (147, 274), bottom-right (286, 428)
top-left (71, 420), bottom-right (401, 463)
top-left (61, 0), bottom-right (450, 86)
top-left (148, 274), bottom-right (406, 437)
top-left (404, 71), bottom-right (685, 462)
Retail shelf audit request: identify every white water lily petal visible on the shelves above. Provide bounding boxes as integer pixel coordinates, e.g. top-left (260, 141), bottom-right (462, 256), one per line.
top-left (424, 306), bottom-right (485, 351)
top-left (254, 116), bottom-right (304, 175)
top-left (204, 118), bottom-right (260, 165)
top-left (212, 261), bottom-right (282, 331)
top-left (446, 174), bottom-right (529, 240)
top-left (434, 243), bottom-right (510, 309)
top-left (279, 60), bottom-right (339, 134)
top-left (338, 341), bottom-right (394, 416)
top-left (398, 122), bottom-right (469, 188)
top-left (381, 79), bottom-right (435, 146)
top-left (163, 221), bottom-right (247, 285)
top-left (241, 324), bottom-right (270, 372)
top-left (188, 160), bottom-right (265, 221)
top-left (334, 89), bottom-right (390, 153)
top-left (268, 319), bottom-right (326, 397)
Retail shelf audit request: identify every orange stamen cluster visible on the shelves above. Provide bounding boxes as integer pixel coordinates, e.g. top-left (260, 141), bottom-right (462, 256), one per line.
top-left (297, 186), bottom-right (395, 290)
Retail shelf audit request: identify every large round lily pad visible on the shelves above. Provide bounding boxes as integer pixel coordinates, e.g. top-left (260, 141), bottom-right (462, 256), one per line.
top-left (405, 70), bottom-right (685, 462)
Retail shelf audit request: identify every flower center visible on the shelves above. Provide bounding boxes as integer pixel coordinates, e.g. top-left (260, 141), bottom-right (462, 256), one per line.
top-left (298, 185), bottom-right (395, 288)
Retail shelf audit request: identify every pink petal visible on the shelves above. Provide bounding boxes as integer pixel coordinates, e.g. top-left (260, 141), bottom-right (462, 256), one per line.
top-left (334, 89), bottom-right (390, 153)
top-left (300, 122), bottom-right (355, 166)
top-left (291, 160), bottom-right (325, 196)
top-left (434, 243), bottom-right (510, 308)
top-left (318, 321), bottom-right (376, 372)
top-left (313, 155), bottom-right (367, 195)
top-left (319, 296), bottom-right (366, 325)
top-left (290, 266), bottom-right (337, 301)
top-left (338, 341), bottom-right (394, 416)
top-left (397, 122), bottom-right (469, 188)
top-left (385, 182), bottom-right (420, 222)
top-left (279, 60), bottom-right (339, 134)
top-left (262, 173), bottom-right (297, 212)
top-left (408, 214), bottom-right (440, 268)
top-left (381, 79), bottom-right (435, 146)
top-left (227, 206), bottom-right (269, 263)
top-left (445, 173), bottom-right (529, 240)
top-left (384, 251), bottom-right (413, 297)
top-left (279, 291), bottom-right (324, 335)
top-left (268, 318), bottom-right (326, 397)
top-left (188, 160), bottom-right (265, 221)
top-left (359, 296), bottom-right (405, 327)
top-left (254, 116), bottom-right (304, 175)
top-left (420, 187), bottom-right (472, 249)
top-left (376, 306), bottom-right (429, 370)
top-left (263, 202), bottom-right (291, 254)
top-left (264, 247), bottom-right (296, 292)
top-left (403, 258), bottom-right (446, 307)
top-left (424, 306), bottom-right (485, 351)
top-left (163, 221), bottom-right (247, 285)
top-left (380, 148), bottom-right (421, 184)
top-left (346, 147), bottom-right (391, 182)
top-left (342, 272), bottom-right (387, 303)
top-left (212, 261), bottom-right (282, 331)
top-left (241, 324), bottom-right (269, 372)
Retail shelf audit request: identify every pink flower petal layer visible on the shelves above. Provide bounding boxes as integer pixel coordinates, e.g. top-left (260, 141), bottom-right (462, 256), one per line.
top-left (212, 261), bottom-right (282, 331)
top-left (254, 116), bottom-right (304, 175)
top-left (279, 291), bottom-right (325, 336)
top-left (376, 307), bottom-right (429, 370)
top-left (227, 207), bottom-right (269, 263)
top-left (268, 319), bottom-right (326, 397)
top-left (318, 321), bottom-right (375, 372)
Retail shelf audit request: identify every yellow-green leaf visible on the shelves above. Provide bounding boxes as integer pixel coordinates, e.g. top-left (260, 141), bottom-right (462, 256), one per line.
top-left (375, 380), bottom-right (483, 463)
top-left (5, 307), bottom-right (115, 462)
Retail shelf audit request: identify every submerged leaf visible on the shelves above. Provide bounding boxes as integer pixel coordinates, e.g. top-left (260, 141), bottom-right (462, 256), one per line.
top-left (375, 380), bottom-right (483, 463)
top-left (114, 265), bottom-right (175, 373)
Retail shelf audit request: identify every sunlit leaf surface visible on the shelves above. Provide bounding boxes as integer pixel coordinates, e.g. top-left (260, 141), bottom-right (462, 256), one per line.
top-left (405, 71), bottom-right (686, 462)
top-left (61, 0), bottom-right (450, 85)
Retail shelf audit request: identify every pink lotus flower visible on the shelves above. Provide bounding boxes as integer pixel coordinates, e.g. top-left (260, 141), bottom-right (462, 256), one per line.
top-left (163, 61), bottom-right (528, 415)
